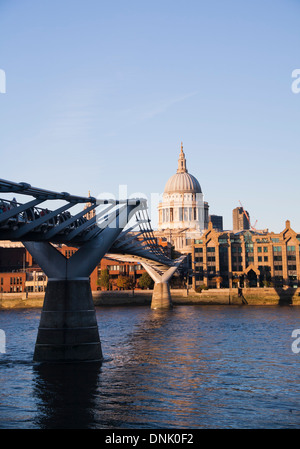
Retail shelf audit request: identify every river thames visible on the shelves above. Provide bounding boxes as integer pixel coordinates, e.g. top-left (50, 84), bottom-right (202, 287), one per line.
top-left (0, 304), bottom-right (300, 429)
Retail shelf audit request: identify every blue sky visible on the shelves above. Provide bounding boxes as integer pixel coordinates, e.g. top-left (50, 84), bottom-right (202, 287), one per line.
top-left (0, 0), bottom-right (299, 231)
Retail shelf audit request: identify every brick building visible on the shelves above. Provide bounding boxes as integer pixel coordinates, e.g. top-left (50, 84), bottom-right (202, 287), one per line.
top-left (0, 272), bottom-right (26, 293)
top-left (192, 220), bottom-right (300, 289)
top-left (0, 236), bottom-right (171, 293)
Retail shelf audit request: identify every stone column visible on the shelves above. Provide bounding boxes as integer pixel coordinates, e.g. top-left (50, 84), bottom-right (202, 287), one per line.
top-left (241, 236), bottom-right (246, 271)
top-left (215, 242), bottom-right (220, 288)
top-left (282, 244), bottom-right (288, 285)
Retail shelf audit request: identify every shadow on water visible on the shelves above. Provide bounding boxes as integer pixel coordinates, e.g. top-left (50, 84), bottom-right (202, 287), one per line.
top-left (32, 361), bottom-right (102, 429)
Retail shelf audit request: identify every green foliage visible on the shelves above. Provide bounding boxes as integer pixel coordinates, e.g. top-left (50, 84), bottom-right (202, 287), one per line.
top-left (98, 269), bottom-right (110, 290)
top-left (138, 272), bottom-right (154, 290)
top-left (195, 284), bottom-right (208, 293)
top-left (116, 275), bottom-right (135, 290)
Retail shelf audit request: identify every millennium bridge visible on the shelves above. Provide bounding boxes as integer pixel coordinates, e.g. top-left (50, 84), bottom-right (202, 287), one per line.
top-left (0, 179), bottom-right (186, 363)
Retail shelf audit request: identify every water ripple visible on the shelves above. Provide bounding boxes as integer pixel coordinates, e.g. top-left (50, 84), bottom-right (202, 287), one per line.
top-left (1, 305), bottom-right (300, 428)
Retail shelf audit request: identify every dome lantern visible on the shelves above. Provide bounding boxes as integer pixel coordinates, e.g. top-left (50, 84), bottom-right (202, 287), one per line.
top-left (163, 143), bottom-right (202, 195)
top-left (177, 142), bottom-right (188, 174)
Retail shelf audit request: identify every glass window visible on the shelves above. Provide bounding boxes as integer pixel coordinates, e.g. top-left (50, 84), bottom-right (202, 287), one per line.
top-left (257, 247), bottom-right (262, 253)
top-left (263, 247), bottom-right (268, 253)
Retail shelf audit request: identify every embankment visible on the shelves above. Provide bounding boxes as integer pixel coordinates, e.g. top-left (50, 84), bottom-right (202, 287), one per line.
top-left (1, 287), bottom-right (300, 309)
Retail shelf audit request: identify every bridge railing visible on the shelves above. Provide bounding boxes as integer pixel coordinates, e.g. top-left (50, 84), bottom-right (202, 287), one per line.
top-left (0, 179), bottom-right (147, 245)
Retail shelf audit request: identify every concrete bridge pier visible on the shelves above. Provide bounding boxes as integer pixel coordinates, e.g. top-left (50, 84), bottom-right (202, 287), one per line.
top-left (151, 281), bottom-right (173, 310)
top-left (23, 241), bottom-right (105, 363)
top-left (23, 201), bottom-right (140, 363)
top-left (141, 258), bottom-right (185, 310)
top-left (33, 277), bottom-right (102, 362)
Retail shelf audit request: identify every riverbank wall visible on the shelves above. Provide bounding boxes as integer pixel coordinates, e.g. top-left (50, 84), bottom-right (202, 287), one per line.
top-left (1, 287), bottom-right (300, 309)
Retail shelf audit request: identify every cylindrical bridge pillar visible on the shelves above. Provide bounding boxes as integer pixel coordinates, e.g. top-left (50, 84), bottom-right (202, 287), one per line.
top-left (151, 282), bottom-right (173, 310)
top-left (34, 278), bottom-right (103, 363)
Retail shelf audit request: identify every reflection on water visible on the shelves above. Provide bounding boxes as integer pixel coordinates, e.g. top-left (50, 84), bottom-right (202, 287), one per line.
top-left (1, 305), bottom-right (300, 428)
top-left (33, 362), bottom-right (102, 429)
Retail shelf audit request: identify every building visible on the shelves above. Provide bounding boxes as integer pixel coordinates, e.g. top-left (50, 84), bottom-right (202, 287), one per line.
top-left (233, 207), bottom-right (250, 232)
top-left (0, 237), bottom-right (172, 293)
top-left (0, 272), bottom-right (26, 293)
top-left (156, 143), bottom-right (209, 252)
top-left (209, 214), bottom-right (223, 231)
top-left (192, 220), bottom-right (300, 289)
top-left (83, 191), bottom-right (96, 221)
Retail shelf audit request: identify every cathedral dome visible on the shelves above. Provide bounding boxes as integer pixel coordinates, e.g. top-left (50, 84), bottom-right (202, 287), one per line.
top-left (164, 172), bottom-right (202, 194)
top-left (164, 143), bottom-right (202, 194)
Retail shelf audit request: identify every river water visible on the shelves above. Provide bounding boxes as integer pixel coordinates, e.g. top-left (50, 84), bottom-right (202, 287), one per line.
top-left (0, 304), bottom-right (300, 429)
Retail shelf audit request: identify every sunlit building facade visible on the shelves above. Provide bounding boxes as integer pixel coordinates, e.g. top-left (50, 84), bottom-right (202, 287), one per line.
top-left (192, 220), bottom-right (300, 289)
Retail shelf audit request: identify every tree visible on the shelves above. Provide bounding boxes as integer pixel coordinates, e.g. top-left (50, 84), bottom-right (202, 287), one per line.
top-left (116, 275), bottom-right (135, 290)
top-left (213, 276), bottom-right (223, 288)
top-left (98, 269), bottom-right (110, 290)
top-left (138, 272), bottom-right (154, 290)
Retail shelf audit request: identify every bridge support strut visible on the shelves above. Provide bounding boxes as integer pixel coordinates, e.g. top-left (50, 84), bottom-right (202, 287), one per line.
top-left (23, 202), bottom-right (140, 363)
top-left (141, 261), bottom-right (183, 310)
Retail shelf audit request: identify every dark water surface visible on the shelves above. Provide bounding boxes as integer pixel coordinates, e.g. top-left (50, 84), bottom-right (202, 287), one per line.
top-left (0, 305), bottom-right (300, 429)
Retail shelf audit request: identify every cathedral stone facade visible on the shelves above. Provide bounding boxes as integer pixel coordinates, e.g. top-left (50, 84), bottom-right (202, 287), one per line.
top-left (156, 143), bottom-right (209, 252)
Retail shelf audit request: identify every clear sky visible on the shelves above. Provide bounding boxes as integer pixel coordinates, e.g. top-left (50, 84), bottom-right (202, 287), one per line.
top-left (0, 0), bottom-right (299, 232)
